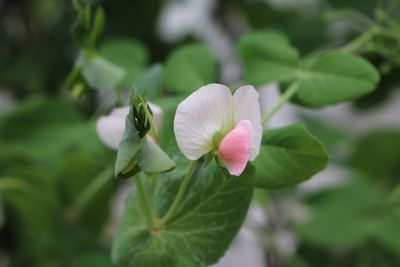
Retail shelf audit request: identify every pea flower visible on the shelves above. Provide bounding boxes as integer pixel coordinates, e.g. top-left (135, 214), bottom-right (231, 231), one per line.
top-left (174, 83), bottom-right (262, 176)
top-left (96, 102), bottom-right (162, 150)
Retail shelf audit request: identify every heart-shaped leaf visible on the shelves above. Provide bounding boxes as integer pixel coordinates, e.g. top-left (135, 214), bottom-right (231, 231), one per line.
top-left (253, 124), bottom-right (328, 189)
top-left (164, 44), bottom-right (216, 94)
top-left (112, 161), bottom-right (255, 267)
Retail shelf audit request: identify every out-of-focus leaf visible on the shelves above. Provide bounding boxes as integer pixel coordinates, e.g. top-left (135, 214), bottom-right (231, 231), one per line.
top-left (164, 44), bottom-right (216, 94)
top-left (253, 124), bottom-right (328, 189)
top-left (134, 64), bottom-right (163, 98)
top-left (292, 52), bottom-right (380, 107)
top-left (57, 152), bottom-right (115, 234)
top-left (388, 186), bottom-right (400, 222)
top-left (0, 98), bottom-right (104, 167)
top-left (112, 161), bottom-right (254, 267)
top-left (239, 30), bottom-right (379, 107)
top-left (79, 52), bottom-right (125, 90)
top-left (349, 130), bottom-right (400, 181)
top-left (297, 181), bottom-right (384, 247)
top-left (238, 30), bottom-right (300, 85)
top-left (99, 38), bottom-right (149, 89)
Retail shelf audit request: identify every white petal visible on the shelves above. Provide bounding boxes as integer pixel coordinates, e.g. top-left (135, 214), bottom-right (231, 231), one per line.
top-left (96, 107), bottom-right (129, 150)
top-left (110, 106), bottom-right (130, 116)
top-left (233, 85), bottom-right (262, 160)
top-left (174, 83), bottom-right (234, 160)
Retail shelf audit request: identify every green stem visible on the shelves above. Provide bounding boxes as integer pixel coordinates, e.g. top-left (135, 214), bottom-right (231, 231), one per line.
top-left (134, 175), bottom-right (155, 229)
top-left (70, 165), bottom-right (113, 216)
top-left (341, 27), bottom-right (377, 53)
top-left (261, 81), bottom-right (299, 124)
top-left (160, 160), bottom-right (199, 226)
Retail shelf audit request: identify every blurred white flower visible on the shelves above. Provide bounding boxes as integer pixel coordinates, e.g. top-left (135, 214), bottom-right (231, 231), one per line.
top-left (174, 83), bottom-right (262, 176)
top-left (96, 102), bottom-right (162, 150)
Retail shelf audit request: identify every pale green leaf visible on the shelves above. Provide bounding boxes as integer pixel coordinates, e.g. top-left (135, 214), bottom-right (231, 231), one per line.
top-left (137, 138), bottom-right (175, 174)
top-left (238, 30), bottom-right (300, 85)
top-left (99, 38), bottom-right (149, 89)
top-left (114, 116), bottom-right (143, 179)
top-left (79, 52), bottom-right (125, 90)
top-left (164, 44), bottom-right (216, 93)
top-left (134, 64), bottom-right (164, 98)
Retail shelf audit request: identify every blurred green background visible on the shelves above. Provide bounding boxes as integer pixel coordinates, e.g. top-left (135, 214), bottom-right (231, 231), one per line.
top-left (0, 0), bottom-right (399, 266)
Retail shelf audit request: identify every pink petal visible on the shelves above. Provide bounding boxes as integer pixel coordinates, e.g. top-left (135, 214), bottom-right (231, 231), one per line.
top-left (218, 120), bottom-right (253, 176)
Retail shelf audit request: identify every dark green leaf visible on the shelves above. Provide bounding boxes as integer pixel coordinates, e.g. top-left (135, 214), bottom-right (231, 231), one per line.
top-left (349, 130), bottom-right (400, 181)
top-left (388, 186), bottom-right (400, 222)
top-left (112, 161), bottom-right (255, 267)
top-left (297, 180), bottom-right (383, 247)
top-left (253, 124), bottom-right (328, 189)
top-left (164, 44), bottom-right (216, 93)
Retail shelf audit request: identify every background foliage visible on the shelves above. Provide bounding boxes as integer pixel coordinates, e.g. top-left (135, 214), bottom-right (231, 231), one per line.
top-left (0, 0), bottom-right (399, 266)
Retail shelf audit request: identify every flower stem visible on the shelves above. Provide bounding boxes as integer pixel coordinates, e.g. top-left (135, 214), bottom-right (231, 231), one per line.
top-left (261, 81), bottom-right (299, 124)
top-left (160, 160), bottom-right (199, 226)
top-left (341, 27), bottom-right (377, 53)
top-left (70, 165), bottom-right (113, 217)
top-left (134, 175), bottom-right (155, 229)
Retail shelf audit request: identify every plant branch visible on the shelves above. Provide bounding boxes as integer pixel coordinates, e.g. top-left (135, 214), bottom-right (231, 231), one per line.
top-left (160, 160), bottom-right (199, 226)
top-left (70, 165), bottom-right (113, 217)
top-left (134, 174), bottom-right (155, 229)
top-left (261, 81), bottom-right (299, 124)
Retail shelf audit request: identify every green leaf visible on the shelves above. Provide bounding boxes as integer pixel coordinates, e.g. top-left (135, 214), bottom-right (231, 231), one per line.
top-left (164, 44), bottom-right (216, 93)
top-left (112, 161), bottom-right (255, 267)
top-left (349, 130), bottom-right (400, 181)
top-left (114, 111), bottom-right (175, 179)
top-left (297, 180), bottom-right (383, 247)
top-left (137, 138), bottom-right (175, 174)
top-left (253, 124), bottom-right (328, 189)
top-left (293, 52), bottom-right (380, 107)
top-left (238, 30), bottom-right (300, 85)
top-left (239, 30), bottom-right (379, 107)
top-left (79, 52), bottom-right (125, 90)
top-left (134, 64), bottom-right (164, 98)
top-left (0, 98), bottom-right (103, 167)
top-left (114, 116), bottom-right (143, 179)
top-left (388, 186), bottom-right (400, 222)
top-left (99, 38), bottom-right (149, 89)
